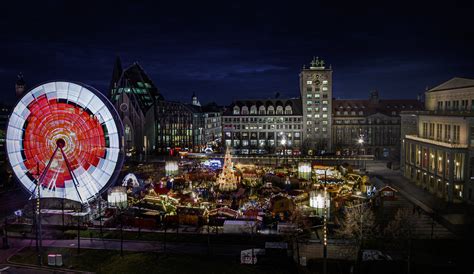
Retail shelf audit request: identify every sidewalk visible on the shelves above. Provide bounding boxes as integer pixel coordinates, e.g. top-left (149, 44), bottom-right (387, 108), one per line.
top-left (366, 162), bottom-right (473, 236)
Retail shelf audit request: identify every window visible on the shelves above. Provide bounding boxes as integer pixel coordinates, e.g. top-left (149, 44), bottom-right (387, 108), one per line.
top-left (315, 94), bottom-right (321, 98)
top-left (322, 87), bottom-right (328, 91)
top-left (453, 125), bottom-right (460, 143)
top-left (422, 122), bottom-right (428, 138)
top-left (436, 124), bottom-right (443, 141)
top-left (250, 105), bottom-right (257, 114)
top-left (444, 124), bottom-right (451, 141)
top-left (242, 106), bottom-right (249, 115)
top-left (322, 100), bottom-right (328, 105)
top-left (437, 152), bottom-right (443, 174)
top-left (323, 80), bottom-right (328, 84)
top-left (429, 123), bottom-right (434, 139)
top-left (233, 106), bottom-right (240, 115)
top-left (306, 80), bottom-right (312, 84)
top-left (307, 94), bottom-right (312, 98)
top-left (322, 107), bottom-right (328, 112)
top-left (285, 106), bottom-right (292, 115)
top-left (259, 106), bottom-right (266, 115)
top-left (276, 106), bottom-right (284, 115)
top-left (267, 106), bottom-right (275, 115)
top-left (306, 101), bottom-right (312, 105)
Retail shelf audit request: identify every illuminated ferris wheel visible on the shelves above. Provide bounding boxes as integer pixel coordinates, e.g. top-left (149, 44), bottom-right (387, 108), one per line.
top-left (6, 81), bottom-right (124, 203)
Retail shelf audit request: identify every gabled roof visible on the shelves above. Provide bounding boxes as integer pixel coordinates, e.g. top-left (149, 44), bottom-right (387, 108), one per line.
top-left (111, 62), bottom-right (164, 113)
top-left (428, 77), bottom-right (474, 92)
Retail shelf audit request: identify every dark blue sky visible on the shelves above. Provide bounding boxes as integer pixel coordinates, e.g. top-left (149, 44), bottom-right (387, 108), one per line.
top-left (1, 0), bottom-right (473, 105)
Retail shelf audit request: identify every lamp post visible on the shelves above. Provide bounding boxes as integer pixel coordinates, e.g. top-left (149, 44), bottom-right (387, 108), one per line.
top-left (357, 136), bottom-right (365, 170)
top-left (280, 132), bottom-right (287, 166)
top-left (109, 187), bottom-right (128, 257)
top-left (117, 201), bottom-right (128, 257)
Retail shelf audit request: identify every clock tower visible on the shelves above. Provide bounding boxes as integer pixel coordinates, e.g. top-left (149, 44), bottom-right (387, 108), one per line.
top-left (299, 57), bottom-right (333, 154)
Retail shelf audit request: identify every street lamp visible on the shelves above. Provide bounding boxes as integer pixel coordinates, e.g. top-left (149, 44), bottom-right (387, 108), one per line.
top-left (108, 187), bottom-right (128, 257)
top-left (357, 136), bottom-right (365, 170)
top-left (280, 133), bottom-right (287, 165)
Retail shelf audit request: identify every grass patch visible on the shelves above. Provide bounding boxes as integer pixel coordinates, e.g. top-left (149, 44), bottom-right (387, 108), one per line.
top-left (10, 246), bottom-right (295, 274)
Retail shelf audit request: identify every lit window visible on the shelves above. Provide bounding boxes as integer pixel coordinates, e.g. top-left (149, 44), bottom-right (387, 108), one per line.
top-left (306, 80), bottom-right (312, 84)
top-left (322, 87), bottom-right (328, 91)
top-left (323, 80), bottom-right (328, 84)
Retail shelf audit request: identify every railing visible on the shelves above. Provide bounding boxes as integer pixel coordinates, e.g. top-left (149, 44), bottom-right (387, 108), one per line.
top-left (405, 135), bottom-right (468, 148)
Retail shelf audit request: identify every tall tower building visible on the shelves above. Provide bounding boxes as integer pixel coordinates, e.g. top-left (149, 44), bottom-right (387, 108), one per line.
top-left (299, 57), bottom-right (333, 154)
top-left (15, 73), bottom-right (26, 98)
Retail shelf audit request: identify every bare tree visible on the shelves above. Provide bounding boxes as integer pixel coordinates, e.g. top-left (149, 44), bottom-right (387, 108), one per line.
top-left (336, 203), bottom-right (377, 242)
top-left (384, 208), bottom-right (416, 239)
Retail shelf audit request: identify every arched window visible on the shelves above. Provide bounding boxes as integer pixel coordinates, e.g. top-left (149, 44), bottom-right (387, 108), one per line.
top-left (285, 106), bottom-right (292, 115)
top-left (233, 106), bottom-right (240, 115)
top-left (267, 106), bottom-right (275, 115)
top-left (259, 106), bottom-right (266, 115)
top-left (276, 106), bottom-right (284, 114)
top-left (250, 105), bottom-right (257, 114)
top-left (241, 106), bottom-right (249, 115)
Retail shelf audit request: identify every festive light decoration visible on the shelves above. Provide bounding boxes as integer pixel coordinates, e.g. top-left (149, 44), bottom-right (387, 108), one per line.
top-left (165, 161), bottom-right (179, 176)
top-left (108, 186), bottom-right (128, 208)
top-left (6, 81), bottom-right (123, 202)
top-left (298, 162), bottom-right (311, 180)
top-left (217, 147), bottom-right (237, 191)
top-left (309, 190), bottom-right (330, 217)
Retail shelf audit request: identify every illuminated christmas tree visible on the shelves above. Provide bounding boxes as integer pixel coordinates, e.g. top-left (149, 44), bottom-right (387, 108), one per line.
top-left (217, 147), bottom-right (237, 191)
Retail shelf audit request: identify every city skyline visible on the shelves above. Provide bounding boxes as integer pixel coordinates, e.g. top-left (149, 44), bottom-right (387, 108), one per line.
top-left (1, 1), bottom-right (473, 105)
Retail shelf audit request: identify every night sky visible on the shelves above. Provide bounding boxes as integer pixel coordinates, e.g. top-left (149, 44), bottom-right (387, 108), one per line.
top-left (1, 0), bottom-right (473, 106)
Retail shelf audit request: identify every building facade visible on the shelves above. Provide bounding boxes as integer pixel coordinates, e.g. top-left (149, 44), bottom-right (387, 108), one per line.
top-left (299, 57), bottom-right (333, 154)
top-left (109, 59), bottom-right (195, 155)
top-left (201, 103), bottom-right (222, 146)
top-left (401, 77), bottom-right (474, 203)
top-left (332, 91), bottom-right (422, 159)
top-left (222, 99), bottom-right (303, 155)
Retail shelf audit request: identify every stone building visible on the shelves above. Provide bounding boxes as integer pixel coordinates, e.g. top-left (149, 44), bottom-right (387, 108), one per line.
top-left (332, 91), bottom-right (422, 159)
top-left (401, 77), bottom-right (474, 203)
top-left (222, 99), bottom-right (303, 155)
top-left (300, 57), bottom-right (333, 154)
